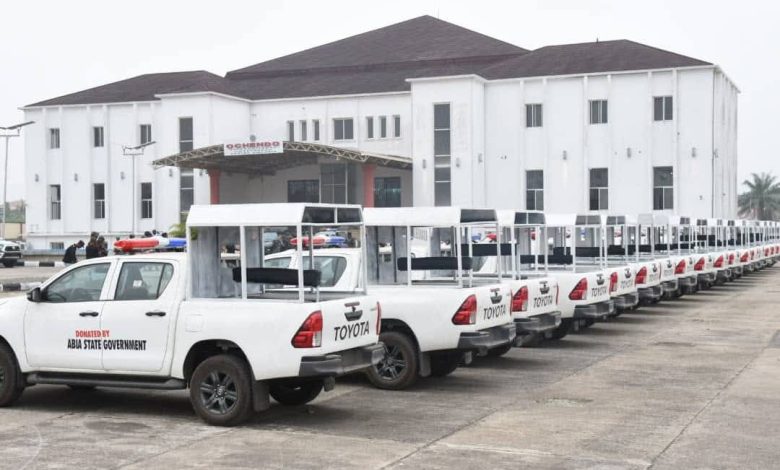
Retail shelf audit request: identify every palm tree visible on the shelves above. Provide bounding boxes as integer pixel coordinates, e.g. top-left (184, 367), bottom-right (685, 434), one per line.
top-left (738, 172), bottom-right (780, 220)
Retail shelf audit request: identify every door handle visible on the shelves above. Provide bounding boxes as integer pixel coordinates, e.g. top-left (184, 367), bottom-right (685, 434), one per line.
top-left (145, 311), bottom-right (166, 317)
top-left (79, 311), bottom-right (99, 317)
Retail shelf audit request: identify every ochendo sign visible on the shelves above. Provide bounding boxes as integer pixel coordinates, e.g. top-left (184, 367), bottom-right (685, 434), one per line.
top-left (224, 139), bottom-right (283, 157)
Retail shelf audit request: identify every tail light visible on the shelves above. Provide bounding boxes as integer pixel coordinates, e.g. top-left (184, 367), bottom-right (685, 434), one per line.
top-left (609, 272), bottom-right (618, 293)
top-left (740, 252), bottom-right (749, 263)
top-left (376, 302), bottom-right (382, 335)
top-left (675, 259), bottom-right (686, 274)
top-left (694, 258), bottom-right (705, 271)
top-left (452, 295), bottom-right (477, 325)
top-left (728, 254), bottom-right (735, 265)
top-left (512, 287), bottom-right (529, 312)
top-left (292, 311), bottom-right (323, 348)
top-left (569, 278), bottom-right (588, 301)
top-left (714, 256), bottom-right (724, 268)
top-left (635, 266), bottom-right (647, 285)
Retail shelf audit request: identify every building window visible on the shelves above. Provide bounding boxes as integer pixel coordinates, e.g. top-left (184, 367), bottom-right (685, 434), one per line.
top-left (526, 170), bottom-right (544, 211)
top-left (179, 118), bottom-right (193, 152)
top-left (141, 182), bottom-right (153, 219)
top-left (321, 164), bottom-right (347, 204)
top-left (526, 104), bottom-right (543, 128)
top-left (589, 168), bottom-right (608, 211)
top-left (589, 100), bottom-right (608, 124)
top-left (49, 184), bottom-right (61, 220)
top-left (654, 96), bottom-right (673, 121)
top-left (653, 166), bottom-right (674, 210)
top-left (49, 128), bottom-right (60, 149)
top-left (366, 117), bottom-right (374, 139)
top-left (379, 116), bottom-right (387, 138)
top-left (313, 120), bottom-right (320, 141)
top-left (375, 177), bottom-right (401, 207)
top-left (93, 127), bottom-right (104, 148)
top-left (180, 170), bottom-right (194, 218)
top-left (433, 103), bottom-right (451, 206)
top-left (50, 242), bottom-right (65, 250)
top-left (140, 124), bottom-right (152, 144)
top-left (288, 180), bottom-right (319, 203)
top-left (393, 115), bottom-right (401, 138)
top-left (93, 183), bottom-right (105, 219)
top-left (300, 120), bottom-right (307, 141)
top-left (333, 118), bottom-right (354, 141)
top-left (286, 121), bottom-right (295, 142)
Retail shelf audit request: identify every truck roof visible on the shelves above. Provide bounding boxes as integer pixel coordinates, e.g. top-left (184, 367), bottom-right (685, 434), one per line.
top-left (363, 207), bottom-right (496, 227)
top-left (187, 203), bottom-right (363, 227)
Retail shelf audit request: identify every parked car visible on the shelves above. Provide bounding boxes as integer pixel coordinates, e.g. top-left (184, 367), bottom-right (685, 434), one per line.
top-left (0, 239), bottom-right (22, 268)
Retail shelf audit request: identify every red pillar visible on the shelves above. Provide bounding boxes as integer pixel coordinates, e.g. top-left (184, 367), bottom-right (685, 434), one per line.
top-left (362, 164), bottom-right (376, 207)
top-left (209, 169), bottom-right (221, 204)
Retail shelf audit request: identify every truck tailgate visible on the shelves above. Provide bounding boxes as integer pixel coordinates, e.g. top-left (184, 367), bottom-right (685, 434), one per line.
top-left (317, 295), bottom-right (381, 355)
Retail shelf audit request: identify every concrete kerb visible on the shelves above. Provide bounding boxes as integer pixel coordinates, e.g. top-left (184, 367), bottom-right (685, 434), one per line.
top-left (13, 260), bottom-right (65, 268)
top-left (0, 282), bottom-right (41, 292)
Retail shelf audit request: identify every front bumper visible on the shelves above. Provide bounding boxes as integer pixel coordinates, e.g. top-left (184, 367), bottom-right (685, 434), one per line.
top-left (457, 323), bottom-right (517, 355)
top-left (299, 343), bottom-right (385, 377)
top-left (573, 300), bottom-right (615, 320)
top-left (638, 284), bottom-right (663, 303)
top-left (613, 292), bottom-right (639, 311)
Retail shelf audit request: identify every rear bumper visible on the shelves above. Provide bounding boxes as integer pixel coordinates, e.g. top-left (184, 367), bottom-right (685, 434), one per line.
top-left (680, 275), bottom-right (698, 294)
top-left (613, 292), bottom-right (639, 311)
top-left (661, 279), bottom-right (679, 294)
top-left (513, 312), bottom-right (561, 342)
top-left (697, 272), bottom-right (716, 284)
top-left (731, 266), bottom-right (743, 277)
top-left (638, 285), bottom-right (663, 303)
top-left (573, 300), bottom-right (614, 320)
top-left (299, 343), bottom-right (385, 377)
top-left (457, 323), bottom-right (517, 354)
top-left (716, 269), bottom-right (732, 283)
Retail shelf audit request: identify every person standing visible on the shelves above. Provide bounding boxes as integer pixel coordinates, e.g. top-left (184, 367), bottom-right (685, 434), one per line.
top-left (85, 236), bottom-right (99, 259)
top-left (63, 240), bottom-right (85, 266)
top-left (96, 236), bottom-right (108, 257)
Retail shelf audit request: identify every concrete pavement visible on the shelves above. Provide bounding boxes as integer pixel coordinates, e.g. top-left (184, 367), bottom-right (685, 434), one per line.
top-left (0, 269), bottom-right (778, 469)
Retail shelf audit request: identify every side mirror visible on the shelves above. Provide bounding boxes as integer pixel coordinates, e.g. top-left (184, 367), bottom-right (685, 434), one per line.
top-left (27, 287), bottom-right (42, 303)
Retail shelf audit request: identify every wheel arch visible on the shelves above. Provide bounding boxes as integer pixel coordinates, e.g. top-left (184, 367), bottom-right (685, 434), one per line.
top-left (181, 339), bottom-right (249, 384)
top-left (380, 319), bottom-right (421, 353)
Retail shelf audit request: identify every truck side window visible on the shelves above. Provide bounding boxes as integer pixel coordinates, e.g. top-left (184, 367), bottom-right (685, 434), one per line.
top-left (303, 256), bottom-right (347, 287)
top-left (45, 263), bottom-right (111, 303)
top-left (115, 262), bottom-right (174, 301)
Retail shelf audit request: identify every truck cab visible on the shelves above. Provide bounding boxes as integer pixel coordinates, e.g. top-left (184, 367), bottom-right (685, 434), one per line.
top-left (0, 203), bottom-right (383, 426)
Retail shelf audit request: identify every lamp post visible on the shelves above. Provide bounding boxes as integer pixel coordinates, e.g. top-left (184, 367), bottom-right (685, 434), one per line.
top-left (0, 121), bottom-right (35, 240)
top-left (122, 141), bottom-right (156, 236)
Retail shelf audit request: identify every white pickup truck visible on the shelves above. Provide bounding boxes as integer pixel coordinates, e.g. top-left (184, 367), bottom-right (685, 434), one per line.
top-left (362, 207), bottom-right (517, 389)
top-left (543, 214), bottom-right (615, 337)
top-left (0, 203), bottom-right (383, 426)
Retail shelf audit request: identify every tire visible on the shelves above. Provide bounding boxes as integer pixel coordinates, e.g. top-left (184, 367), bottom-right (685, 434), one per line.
top-left (269, 380), bottom-right (323, 406)
top-left (189, 354), bottom-right (253, 427)
top-left (0, 343), bottom-right (24, 407)
top-left (429, 351), bottom-right (463, 376)
top-left (2, 261), bottom-right (15, 268)
top-left (522, 334), bottom-right (544, 348)
top-left (366, 331), bottom-right (419, 390)
top-left (546, 318), bottom-right (572, 341)
top-left (583, 319), bottom-right (596, 327)
top-left (485, 343), bottom-right (513, 358)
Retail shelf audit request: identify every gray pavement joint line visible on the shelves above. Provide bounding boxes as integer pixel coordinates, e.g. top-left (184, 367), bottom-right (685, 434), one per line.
top-left (114, 427), bottom-right (237, 470)
top-left (645, 333), bottom-right (768, 469)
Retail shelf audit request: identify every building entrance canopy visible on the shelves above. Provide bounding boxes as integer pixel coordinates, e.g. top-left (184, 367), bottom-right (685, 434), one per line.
top-left (153, 141), bottom-right (412, 175)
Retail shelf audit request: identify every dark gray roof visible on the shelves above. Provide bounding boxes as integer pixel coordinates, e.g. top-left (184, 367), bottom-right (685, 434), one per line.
top-left (226, 15), bottom-right (527, 79)
top-left (26, 19), bottom-right (715, 107)
top-left (481, 40), bottom-right (711, 80)
top-left (26, 71), bottom-right (240, 107)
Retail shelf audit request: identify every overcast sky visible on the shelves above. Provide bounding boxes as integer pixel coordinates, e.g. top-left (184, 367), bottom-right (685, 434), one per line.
top-left (1, 0), bottom-right (777, 201)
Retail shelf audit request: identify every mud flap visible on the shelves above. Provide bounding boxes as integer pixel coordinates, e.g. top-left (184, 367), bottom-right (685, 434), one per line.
top-left (252, 381), bottom-right (271, 412)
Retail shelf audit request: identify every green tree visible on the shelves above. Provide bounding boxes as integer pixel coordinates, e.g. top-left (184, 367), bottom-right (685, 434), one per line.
top-left (738, 172), bottom-right (780, 220)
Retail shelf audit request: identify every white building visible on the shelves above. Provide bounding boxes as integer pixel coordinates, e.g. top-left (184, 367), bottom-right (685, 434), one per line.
top-left (22, 16), bottom-right (738, 249)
